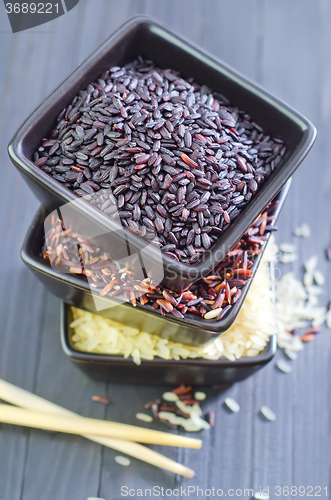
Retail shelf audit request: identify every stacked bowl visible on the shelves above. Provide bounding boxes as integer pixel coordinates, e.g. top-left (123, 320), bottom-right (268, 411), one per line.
top-left (9, 17), bottom-right (316, 384)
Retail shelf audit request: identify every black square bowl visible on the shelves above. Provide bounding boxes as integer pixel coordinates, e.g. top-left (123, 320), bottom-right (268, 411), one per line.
top-left (20, 180), bottom-right (290, 347)
top-left (9, 16), bottom-right (315, 292)
top-left (60, 302), bottom-right (277, 386)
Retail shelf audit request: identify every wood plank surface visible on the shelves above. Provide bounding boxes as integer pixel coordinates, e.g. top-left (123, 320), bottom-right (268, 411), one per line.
top-left (0, 1), bottom-right (330, 499)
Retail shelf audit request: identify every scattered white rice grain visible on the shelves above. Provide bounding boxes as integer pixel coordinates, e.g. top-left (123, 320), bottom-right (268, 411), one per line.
top-left (314, 269), bottom-right (325, 286)
top-left (254, 492), bottom-right (270, 500)
top-left (190, 411), bottom-right (204, 428)
top-left (158, 411), bottom-right (176, 421)
top-left (312, 312), bottom-right (327, 328)
top-left (284, 348), bottom-right (298, 360)
top-left (176, 400), bottom-right (191, 414)
top-left (280, 252), bottom-right (297, 263)
top-left (274, 244), bottom-right (328, 358)
top-left (301, 223), bottom-right (311, 237)
top-left (224, 397), bottom-right (240, 413)
top-left (326, 309), bottom-right (331, 329)
top-left (199, 418), bottom-right (211, 430)
top-left (305, 255), bottom-right (318, 273)
top-left (276, 359), bottom-right (292, 373)
top-left (294, 223), bottom-right (311, 238)
top-left (194, 391), bottom-right (206, 401)
top-left (279, 242), bottom-right (297, 253)
top-left (260, 406), bottom-right (276, 421)
top-left (303, 272), bottom-right (314, 287)
top-left (182, 419), bottom-right (202, 432)
top-left (114, 456), bottom-right (131, 466)
top-left (306, 285), bottom-right (323, 296)
top-left (190, 413), bottom-right (210, 430)
top-left (191, 403), bottom-right (202, 416)
top-left (162, 391), bottom-right (179, 402)
top-left (170, 416), bottom-right (188, 426)
top-left (135, 412), bottom-right (153, 423)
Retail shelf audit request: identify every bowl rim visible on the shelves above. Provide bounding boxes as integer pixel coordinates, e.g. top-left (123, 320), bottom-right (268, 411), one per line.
top-left (60, 300), bottom-right (277, 367)
top-left (9, 14), bottom-right (316, 285)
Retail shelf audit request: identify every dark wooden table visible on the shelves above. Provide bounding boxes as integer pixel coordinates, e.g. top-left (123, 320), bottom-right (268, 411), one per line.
top-left (0, 1), bottom-right (330, 499)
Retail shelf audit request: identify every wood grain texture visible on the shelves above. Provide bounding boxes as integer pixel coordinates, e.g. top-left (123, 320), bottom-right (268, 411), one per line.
top-left (262, 1), bottom-right (331, 493)
top-left (0, 1), bottom-right (330, 498)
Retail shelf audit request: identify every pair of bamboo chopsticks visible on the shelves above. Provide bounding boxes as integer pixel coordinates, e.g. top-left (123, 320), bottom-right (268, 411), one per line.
top-left (0, 379), bottom-right (199, 478)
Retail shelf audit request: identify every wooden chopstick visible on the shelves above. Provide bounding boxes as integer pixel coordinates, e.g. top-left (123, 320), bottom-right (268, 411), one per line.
top-left (0, 404), bottom-right (201, 448)
top-left (0, 380), bottom-right (196, 478)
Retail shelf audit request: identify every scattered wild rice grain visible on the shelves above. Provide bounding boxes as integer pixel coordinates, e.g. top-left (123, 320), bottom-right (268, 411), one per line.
top-left (305, 326), bottom-right (321, 335)
top-left (91, 395), bottom-right (111, 405)
top-left (172, 385), bottom-right (192, 395)
top-left (224, 397), bottom-right (240, 413)
top-left (301, 333), bottom-right (315, 342)
top-left (114, 456), bottom-right (131, 466)
top-left (206, 410), bottom-right (215, 426)
top-left (260, 406), bottom-right (276, 421)
top-left (276, 359), bottom-right (292, 373)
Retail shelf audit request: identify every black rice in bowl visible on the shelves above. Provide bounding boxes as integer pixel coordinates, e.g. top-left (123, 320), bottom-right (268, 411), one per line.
top-left (34, 57), bottom-right (286, 265)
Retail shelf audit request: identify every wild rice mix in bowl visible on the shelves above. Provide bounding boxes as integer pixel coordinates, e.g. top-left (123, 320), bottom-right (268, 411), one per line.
top-left (43, 199), bottom-right (278, 322)
top-left (69, 247), bottom-right (276, 363)
top-left (35, 57), bottom-right (286, 265)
